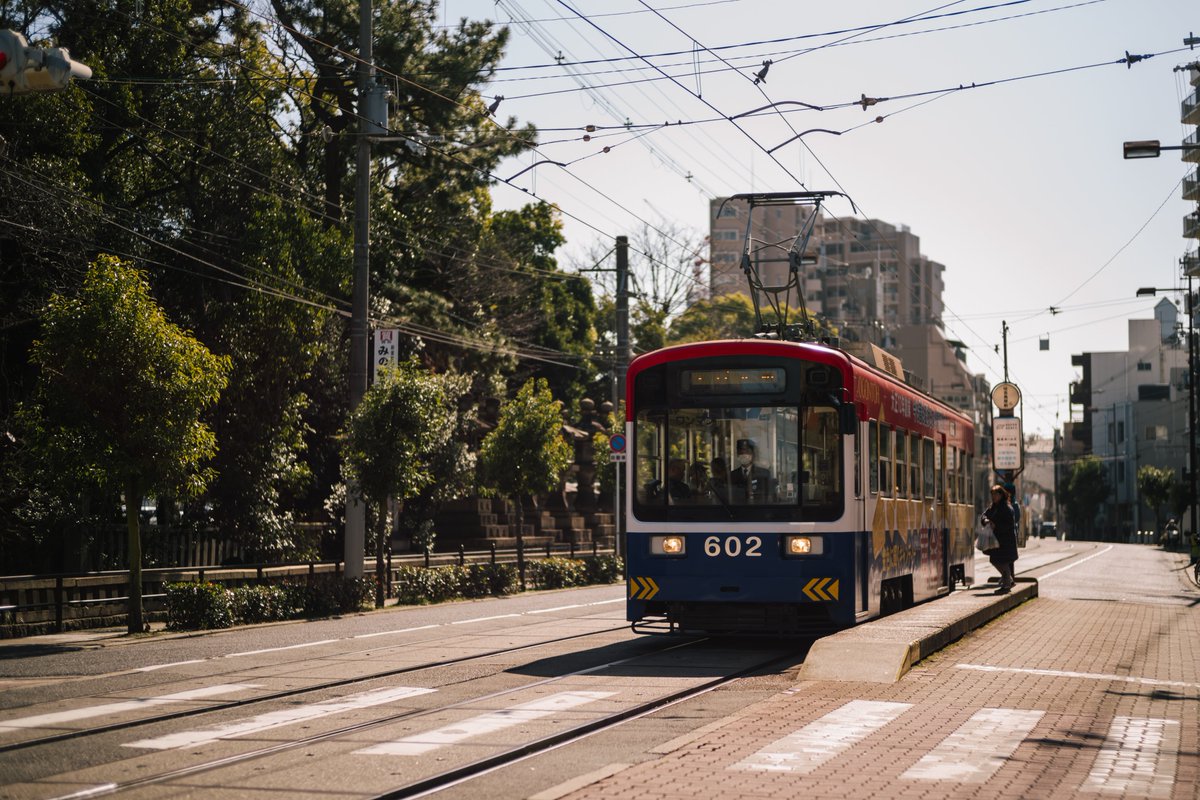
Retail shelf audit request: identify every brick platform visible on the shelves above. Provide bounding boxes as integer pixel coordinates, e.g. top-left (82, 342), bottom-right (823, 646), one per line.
top-left (558, 541), bottom-right (1200, 799)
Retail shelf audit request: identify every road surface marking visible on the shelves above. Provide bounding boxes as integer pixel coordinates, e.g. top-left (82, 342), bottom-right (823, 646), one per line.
top-left (1037, 545), bottom-right (1113, 580)
top-left (1080, 716), bottom-right (1179, 798)
top-left (354, 624), bottom-right (439, 639)
top-left (900, 708), bottom-right (1044, 782)
top-left (125, 685), bottom-right (436, 750)
top-left (451, 614), bottom-right (520, 624)
top-left (956, 664), bottom-right (1200, 690)
top-left (46, 783), bottom-right (118, 800)
top-left (731, 700), bottom-right (911, 773)
top-left (0, 684), bottom-right (260, 732)
top-left (355, 690), bottom-right (616, 756)
top-left (123, 593), bottom-right (625, 672)
top-left (224, 639), bottom-right (339, 657)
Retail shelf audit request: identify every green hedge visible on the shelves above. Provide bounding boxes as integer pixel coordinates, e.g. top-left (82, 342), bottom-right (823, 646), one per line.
top-left (394, 563), bottom-right (518, 605)
top-left (165, 576), bottom-right (374, 631)
top-left (165, 555), bottom-right (625, 629)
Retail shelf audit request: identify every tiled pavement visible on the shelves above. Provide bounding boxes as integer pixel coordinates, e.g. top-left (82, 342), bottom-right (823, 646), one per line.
top-left (560, 542), bottom-right (1200, 799)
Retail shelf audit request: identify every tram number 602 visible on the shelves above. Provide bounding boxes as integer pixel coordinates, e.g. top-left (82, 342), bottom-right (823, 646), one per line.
top-left (703, 535), bottom-right (763, 557)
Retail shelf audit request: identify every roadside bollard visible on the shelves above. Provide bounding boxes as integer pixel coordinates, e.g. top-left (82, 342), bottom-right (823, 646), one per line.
top-left (490, 542), bottom-right (496, 564)
top-left (458, 544), bottom-right (465, 566)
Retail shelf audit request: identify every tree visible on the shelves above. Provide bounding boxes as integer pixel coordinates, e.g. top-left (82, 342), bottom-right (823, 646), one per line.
top-left (667, 293), bottom-right (759, 344)
top-left (20, 256), bottom-right (229, 632)
top-left (341, 360), bottom-right (469, 607)
top-left (477, 379), bottom-right (573, 588)
top-left (1062, 455), bottom-right (1110, 540)
top-left (1137, 465), bottom-right (1175, 539)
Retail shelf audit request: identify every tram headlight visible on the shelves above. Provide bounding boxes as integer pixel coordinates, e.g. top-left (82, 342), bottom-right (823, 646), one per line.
top-left (651, 535), bottom-right (686, 556)
top-left (784, 536), bottom-right (823, 556)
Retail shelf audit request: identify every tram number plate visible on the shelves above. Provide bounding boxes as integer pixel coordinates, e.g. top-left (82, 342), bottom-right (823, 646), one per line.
top-left (703, 535), bottom-right (763, 557)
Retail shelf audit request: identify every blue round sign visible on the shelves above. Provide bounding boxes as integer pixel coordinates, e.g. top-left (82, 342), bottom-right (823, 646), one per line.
top-left (610, 433), bottom-right (626, 453)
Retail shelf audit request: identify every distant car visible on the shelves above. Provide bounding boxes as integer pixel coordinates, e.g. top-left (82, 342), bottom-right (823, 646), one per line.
top-left (1039, 521), bottom-right (1057, 540)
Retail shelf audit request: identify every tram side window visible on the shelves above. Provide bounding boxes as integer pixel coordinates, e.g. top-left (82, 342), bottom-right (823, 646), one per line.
top-left (922, 437), bottom-right (935, 499)
top-left (910, 431), bottom-right (920, 497)
top-left (935, 441), bottom-right (943, 502)
top-left (959, 450), bottom-right (967, 501)
top-left (878, 426), bottom-right (892, 497)
top-left (966, 453), bottom-right (973, 503)
top-left (854, 423), bottom-right (862, 498)
top-left (868, 420), bottom-right (879, 494)
top-left (895, 429), bottom-right (907, 497)
top-left (801, 406), bottom-right (842, 508)
top-left (948, 447), bottom-right (958, 503)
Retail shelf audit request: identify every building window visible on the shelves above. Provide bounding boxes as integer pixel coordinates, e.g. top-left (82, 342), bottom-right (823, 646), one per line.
top-left (719, 205), bottom-right (738, 217)
top-left (1137, 361), bottom-right (1151, 371)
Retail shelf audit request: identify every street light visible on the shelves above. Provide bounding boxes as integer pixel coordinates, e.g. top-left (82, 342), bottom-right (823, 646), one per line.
top-left (1122, 140), bottom-right (1200, 159)
top-left (1136, 284), bottom-right (1197, 547)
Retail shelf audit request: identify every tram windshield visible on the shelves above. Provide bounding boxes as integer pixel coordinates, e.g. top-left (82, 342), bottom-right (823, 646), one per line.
top-left (633, 403), bottom-right (844, 520)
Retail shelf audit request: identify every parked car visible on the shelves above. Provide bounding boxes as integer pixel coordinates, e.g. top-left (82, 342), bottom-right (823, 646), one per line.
top-left (1039, 521), bottom-right (1057, 540)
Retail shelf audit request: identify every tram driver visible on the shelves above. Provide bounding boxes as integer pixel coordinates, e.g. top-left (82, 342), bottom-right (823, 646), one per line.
top-left (729, 439), bottom-right (773, 502)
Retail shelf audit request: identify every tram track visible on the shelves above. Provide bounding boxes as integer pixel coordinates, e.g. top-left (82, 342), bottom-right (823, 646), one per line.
top-left (0, 621), bottom-right (635, 755)
top-left (39, 638), bottom-right (799, 800)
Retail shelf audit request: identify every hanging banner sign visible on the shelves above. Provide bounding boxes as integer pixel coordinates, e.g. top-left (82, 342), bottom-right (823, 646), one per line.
top-left (992, 416), bottom-right (1023, 471)
top-left (373, 328), bottom-right (398, 384)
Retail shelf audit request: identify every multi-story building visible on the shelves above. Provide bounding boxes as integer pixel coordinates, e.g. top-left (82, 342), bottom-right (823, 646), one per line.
top-left (1068, 300), bottom-right (1191, 535)
top-left (708, 198), bottom-right (945, 340)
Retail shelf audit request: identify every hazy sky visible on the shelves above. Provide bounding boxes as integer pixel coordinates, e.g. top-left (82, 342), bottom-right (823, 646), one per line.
top-left (441, 0), bottom-right (1198, 436)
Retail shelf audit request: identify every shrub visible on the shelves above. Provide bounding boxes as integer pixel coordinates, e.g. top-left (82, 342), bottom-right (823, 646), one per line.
top-left (165, 582), bottom-right (234, 630)
top-left (529, 557), bottom-right (587, 590)
top-left (230, 585), bottom-right (291, 624)
top-left (582, 554), bottom-right (624, 585)
top-left (282, 576), bottom-right (373, 617)
top-left (395, 565), bottom-right (462, 604)
top-left (463, 563), bottom-right (518, 597)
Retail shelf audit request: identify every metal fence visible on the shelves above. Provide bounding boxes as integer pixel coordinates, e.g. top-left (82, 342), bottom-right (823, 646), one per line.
top-left (0, 540), bottom-right (615, 637)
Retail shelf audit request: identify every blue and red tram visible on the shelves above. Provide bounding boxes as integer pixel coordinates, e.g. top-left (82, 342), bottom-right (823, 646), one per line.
top-left (624, 338), bottom-right (976, 635)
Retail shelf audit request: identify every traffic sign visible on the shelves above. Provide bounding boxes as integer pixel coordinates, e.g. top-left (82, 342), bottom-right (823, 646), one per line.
top-left (609, 433), bottom-right (626, 463)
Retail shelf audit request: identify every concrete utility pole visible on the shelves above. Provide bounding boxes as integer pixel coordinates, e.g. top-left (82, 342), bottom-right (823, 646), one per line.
top-left (344, 0), bottom-right (374, 578)
top-left (615, 235), bottom-right (631, 406)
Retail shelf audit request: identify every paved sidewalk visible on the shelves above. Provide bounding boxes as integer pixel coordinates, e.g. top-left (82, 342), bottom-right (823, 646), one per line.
top-left (560, 542), bottom-right (1200, 799)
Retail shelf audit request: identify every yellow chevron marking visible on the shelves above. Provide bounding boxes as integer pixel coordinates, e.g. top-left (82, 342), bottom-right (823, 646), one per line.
top-left (629, 577), bottom-right (660, 600)
top-left (803, 577), bottom-right (839, 602)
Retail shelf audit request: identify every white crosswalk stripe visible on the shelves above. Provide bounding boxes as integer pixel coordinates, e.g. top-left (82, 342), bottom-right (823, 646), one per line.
top-left (125, 686), bottom-right (435, 750)
top-left (731, 700), bottom-right (912, 773)
top-left (1080, 716), bottom-right (1179, 798)
top-left (0, 685), bottom-right (260, 733)
top-left (355, 691), bottom-right (616, 756)
top-left (901, 708), bottom-right (1044, 782)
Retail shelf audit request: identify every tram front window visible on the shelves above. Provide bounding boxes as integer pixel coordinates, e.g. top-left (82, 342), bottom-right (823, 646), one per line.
top-left (634, 404), bottom-right (843, 520)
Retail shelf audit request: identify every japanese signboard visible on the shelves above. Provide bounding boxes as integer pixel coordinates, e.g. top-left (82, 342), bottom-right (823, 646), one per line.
top-left (992, 416), bottom-right (1023, 471)
top-left (373, 328), bottom-right (397, 384)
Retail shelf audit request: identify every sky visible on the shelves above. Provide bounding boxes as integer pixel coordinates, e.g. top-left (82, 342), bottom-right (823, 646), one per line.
top-left (439, 0), bottom-right (1198, 437)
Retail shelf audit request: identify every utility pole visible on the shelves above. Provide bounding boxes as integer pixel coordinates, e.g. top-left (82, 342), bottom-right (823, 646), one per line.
top-left (615, 235), bottom-right (631, 406)
top-left (344, 0), bottom-right (374, 578)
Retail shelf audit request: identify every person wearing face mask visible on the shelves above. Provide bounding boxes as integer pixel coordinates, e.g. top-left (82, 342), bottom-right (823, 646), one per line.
top-left (729, 439), bottom-right (772, 501)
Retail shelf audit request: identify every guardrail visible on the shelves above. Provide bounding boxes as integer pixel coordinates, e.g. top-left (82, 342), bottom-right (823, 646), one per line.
top-left (0, 540), bottom-right (616, 637)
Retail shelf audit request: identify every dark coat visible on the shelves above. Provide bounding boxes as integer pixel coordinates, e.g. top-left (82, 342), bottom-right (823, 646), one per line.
top-left (729, 464), bottom-right (772, 501)
top-left (982, 499), bottom-right (1018, 563)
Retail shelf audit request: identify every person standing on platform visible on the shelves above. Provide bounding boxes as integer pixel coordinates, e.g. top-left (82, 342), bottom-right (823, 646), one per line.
top-left (982, 484), bottom-right (1018, 593)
